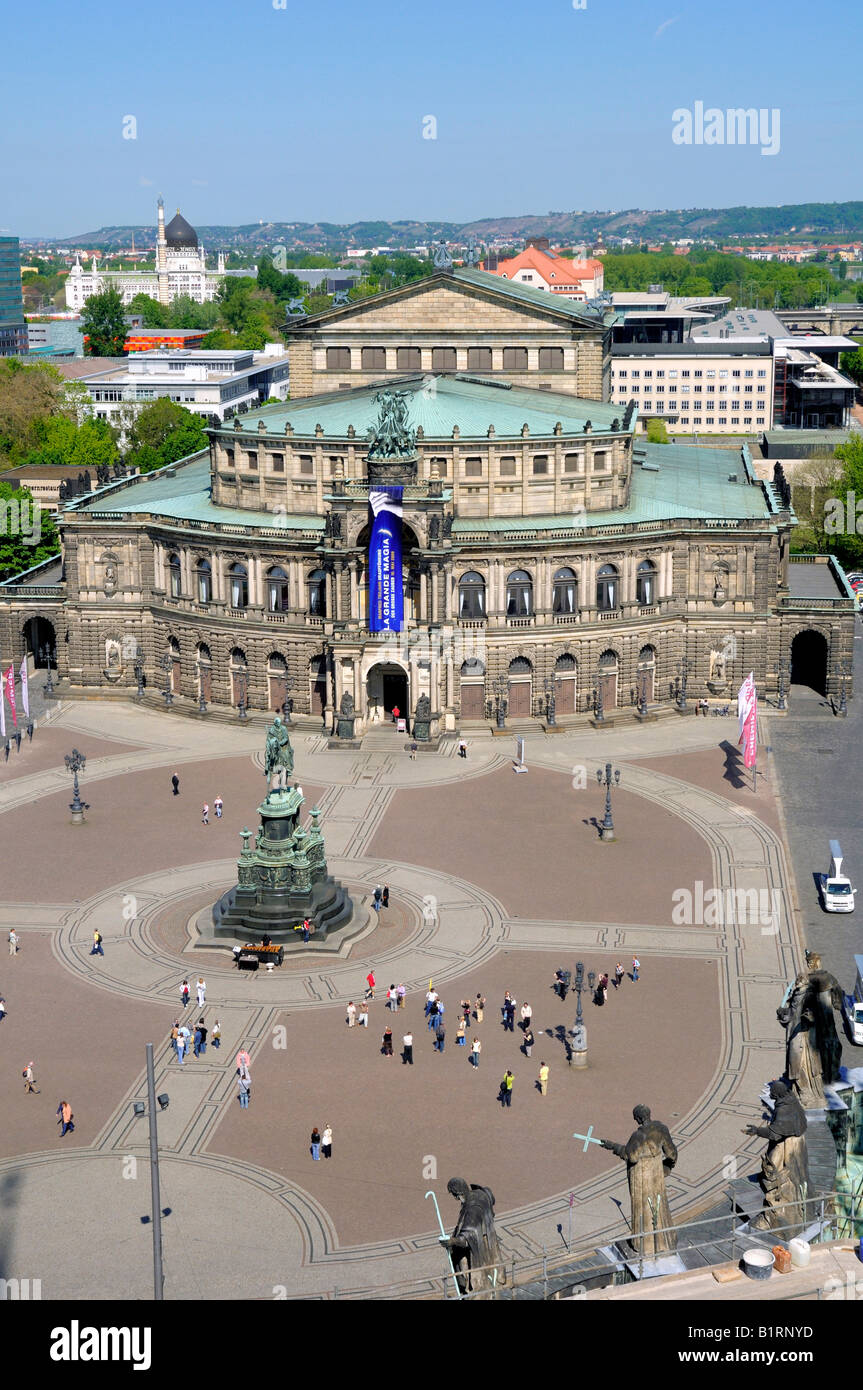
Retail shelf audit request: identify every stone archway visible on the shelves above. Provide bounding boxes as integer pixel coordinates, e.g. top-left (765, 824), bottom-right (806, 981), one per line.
top-left (790, 629), bottom-right (828, 696)
top-left (366, 662), bottom-right (409, 724)
top-left (22, 616), bottom-right (56, 668)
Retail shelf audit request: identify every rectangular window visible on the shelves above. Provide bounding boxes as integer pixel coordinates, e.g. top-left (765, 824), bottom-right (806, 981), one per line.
top-left (668, 385), bottom-right (677, 393)
top-left (719, 370), bottom-right (728, 379)
top-left (731, 416), bottom-right (740, 424)
top-left (682, 370), bottom-right (690, 379)
top-left (718, 417), bottom-right (727, 424)
top-left (270, 453), bottom-right (285, 472)
top-left (467, 346), bottom-right (492, 371)
top-left (631, 370), bottom-right (640, 379)
top-left (757, 370), bottom-right (767, 378)
top-left (694, 370), bottom-right (703, 378)
top-left (432, 346), bottom-right (457, 371)
top-left (757, 385), bottom-right (766, 393)
top-left (707, 385), bottom-right (715, 393)
top-left (655, 370), bottom-right (665, 379)
top-left (502, 347), bottom-right (528, 370)
top-left (299, 455), bottom-right (314, 475)
top-left (362, 346), bottom-right (386, 370)
top-left (756, 416), bottom-right (765, 423)
top-left (643, 370), bottom-right (653, 379)
top-left (618, 370), bottom-right (627, 379)
top-left (669, 370), bottom-right (678, 379)
top-left (464, 457), bottom-right (483, 477)
top-left (499, 456), bottom-right (517, 476)
top-left (745, 385), bottom-right (753, 393)
top-left (694, 386), bottom-right (702, 393)
top-left (538, 347), bottom-right (564, 370)
top-left (563, 453), bottom-right (582, 473)
top-left (397, 346), bottom-right (421, 371)
top-left (592, 452), bottom-right (608, 471)
top-left (247, 452), bottom-right (258, 469)
top-left (732, 370), bottom-right (741, 378)
top-left (326, 347), bottom-right (351, 370)
top-left (532, 455), bottom-right (549, 475)
top-left (706, 370), bottom-right (716, 379)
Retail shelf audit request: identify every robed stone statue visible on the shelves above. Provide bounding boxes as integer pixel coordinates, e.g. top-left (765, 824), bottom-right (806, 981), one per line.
top-left (264, 715), bottom-right (294, 791)
top-left (443, 1178), bottom-right (504, 1298)
top-left (600, 1105), bottom-right (678, 1256)
top-left (778, 956), bottom-right (844, 1109)
top-left (745, 1080), bottom-right (810, 1235)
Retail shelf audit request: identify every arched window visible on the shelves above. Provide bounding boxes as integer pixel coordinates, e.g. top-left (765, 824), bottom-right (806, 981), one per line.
top-left (168, 636), bottom-right (180, 657)
top-left (636, 559), bottom-right (657, 607)
top-left (553, 566), bottom-right (577, 615)
top-left (556, 653), bottom-right (577, 672)
top-left (506, 569), bottom-right (533, 618)
top-left (195, 558), bottom-right (211, 605)
top-left (509, 657), bottom-right (532, 675)
top-left (308, 568), bottom-right (327, 617)
top-left (460, 658), bottom-right (486, 677)
top-left (638, 644), bottom-right (656, 666)
top-left (596, 563), bottom-right (619, 612)
top-left (229, 562), bottom-right (248, 609)
top-left (267, 565), bottom-right (290, 613)
top-left (458, 571), bottom-right (486, 620)
top-left (168, 553), bottom-right (181, 598)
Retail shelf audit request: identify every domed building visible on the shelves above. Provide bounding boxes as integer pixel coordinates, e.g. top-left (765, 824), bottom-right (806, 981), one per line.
top-left (6, 265), bottom-right (857, 719)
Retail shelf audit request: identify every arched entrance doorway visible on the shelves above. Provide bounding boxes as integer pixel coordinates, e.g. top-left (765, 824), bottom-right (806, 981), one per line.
top-left (598, 649), bottom-right (618, 711)
top-left (196, 642), bottom-right (212, 703)
top-left (267, 652), bottom-right (288, 712)
top-left (22, 616), bottom-right (57, 668)
top-left (459, 658), bottom-right (486, 719)
top-left (790, 630), bottom-right (828, 696)
top-left (555, 653), bottom-right (577, 713)
top-left (366, 662), bottom-right (408, 723)
top-left (637, 645), bottom-right (656, 704)
top-left (309, 654), bottom-right (328, 717)
top-left (508, 657), bottom-right (532, 717)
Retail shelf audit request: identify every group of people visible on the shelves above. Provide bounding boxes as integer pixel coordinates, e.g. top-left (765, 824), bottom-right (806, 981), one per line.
top-left (179, 978), bottom-right (207, 1009)
top-left (309, 1125), bottom-right (334, 1160)
top-left (201, 797), bottom-right (224, 825)
top-left (553, 957), bottom-right (641, 1005)
top-left (371, 885), bottom-right (390, 915)
top-left (171, 1015), bottom-right (221, 1063)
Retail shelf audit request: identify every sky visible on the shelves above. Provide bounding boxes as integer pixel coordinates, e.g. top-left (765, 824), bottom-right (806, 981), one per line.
top-left (1, 0), bottom-right (861, 237)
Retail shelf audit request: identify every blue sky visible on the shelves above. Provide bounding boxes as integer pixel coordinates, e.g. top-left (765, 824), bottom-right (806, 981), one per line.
top-left (2, 0), bottom-right (861, 236)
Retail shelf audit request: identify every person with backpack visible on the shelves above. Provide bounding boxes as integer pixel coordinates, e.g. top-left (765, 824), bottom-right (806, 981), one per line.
top-left (57, 1100), bottom-right (75, 1136)
top-left (90, 930), bottom-right (104, 957)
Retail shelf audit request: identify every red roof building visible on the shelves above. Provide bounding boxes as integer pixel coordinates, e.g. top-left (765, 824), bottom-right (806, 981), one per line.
top-left (481, 246), bottom-right (604, 299)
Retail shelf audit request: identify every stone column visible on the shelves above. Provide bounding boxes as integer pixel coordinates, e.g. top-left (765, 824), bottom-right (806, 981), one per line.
top-left (349, 562), bottom-right (358, 619)
top-left (431, 565), bottom-right (440, 623)
top-left (420, 568), bottom-right (429, 623)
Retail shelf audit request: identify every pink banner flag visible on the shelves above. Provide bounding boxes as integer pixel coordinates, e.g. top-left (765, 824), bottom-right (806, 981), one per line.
top-left (0, 676), bottom-right (4, 738)
top-left (737, 671), bottom-right (757, 769)
top-left (19, 656), bottom-right (29, 719)
top-left (2, 665), bottom-right (16, 729)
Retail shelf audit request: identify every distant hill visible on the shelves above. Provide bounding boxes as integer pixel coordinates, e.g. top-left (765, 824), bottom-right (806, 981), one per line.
top-left (38, 202), bottom-right (863, 252)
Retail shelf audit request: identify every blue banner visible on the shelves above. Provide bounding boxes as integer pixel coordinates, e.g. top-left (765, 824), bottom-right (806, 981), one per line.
top-left (368, 487), bottom-right (404, 632)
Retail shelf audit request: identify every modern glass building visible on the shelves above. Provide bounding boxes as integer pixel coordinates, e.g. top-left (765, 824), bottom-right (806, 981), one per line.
top-left (0, 237), bottom-right (27, 356)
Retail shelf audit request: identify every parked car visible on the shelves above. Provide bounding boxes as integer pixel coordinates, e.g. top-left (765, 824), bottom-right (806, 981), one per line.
top-left (819, 840), bottom-right (856, 913)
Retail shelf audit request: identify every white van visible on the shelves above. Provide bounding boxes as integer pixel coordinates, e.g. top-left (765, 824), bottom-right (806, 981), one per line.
top-left (843, 957), bottom-right (863, 1045)
top-left (819, 840), bottom-right (856, 913)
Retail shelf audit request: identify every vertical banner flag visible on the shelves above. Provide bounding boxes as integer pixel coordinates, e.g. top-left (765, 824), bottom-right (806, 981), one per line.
top-left (3, 664), bottom-right (16, 729)
top-left (368, 486), bottom-right (404, 633)
top-left (737, 671), bottom-right (757, 769)
top-left (19, 656), bottom-right (29, 719)
top-left (0, 674), bottom-right (4, 738)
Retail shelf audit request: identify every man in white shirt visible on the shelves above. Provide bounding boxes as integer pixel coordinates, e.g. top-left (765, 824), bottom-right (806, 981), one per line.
top-left (402, 1032), bottom-right (414, 1065)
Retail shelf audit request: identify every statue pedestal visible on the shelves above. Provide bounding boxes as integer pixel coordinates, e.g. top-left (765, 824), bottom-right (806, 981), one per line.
top-left (570, 1050), bottom-right (588, 1070)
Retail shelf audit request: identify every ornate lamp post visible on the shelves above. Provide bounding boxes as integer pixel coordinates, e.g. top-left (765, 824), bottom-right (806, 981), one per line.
top-left (543, 674), bottom-right (558, 727)
top-left (776, 657), bottom-right (789, 711)
top-left (159, 653), bottom-right (174, 707)
top-left (40, 643), bottom-right (55, 698)
top-left (636, 668), bottom-right (649, 718)
top-left (596, 762), bottom-right (621, 842)
top-left (570, 962), bottom-right (588, 1067)
top-left (281, 674), bottom-right (295, 725)
top-left (133, 648), bottom-right (145, 701)
top-left (197, 666), bottom-right (208, 716)
top-left (65, 748), bottom-right (87, 825)
top-left (593, 676), bottom-right (604, 724)
top-left (236, 672), bottom-right (248, 722)
top-left (492, 675), bottom-right (508, 730)
top-left (838, 659), bottom-right (851, 716)
top-left (675, 656), bottom-right (689, 711)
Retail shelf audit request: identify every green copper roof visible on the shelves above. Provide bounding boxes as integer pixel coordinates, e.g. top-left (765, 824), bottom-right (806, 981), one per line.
top-left (451, 267), bottom-right (604, 326)
top-left (221, 374), bottom-right (627, 442)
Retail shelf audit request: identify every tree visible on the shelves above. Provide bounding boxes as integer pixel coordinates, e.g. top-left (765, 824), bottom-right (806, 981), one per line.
top-left (0, 480), bottom-right (60, 580)
top-left (646, 419), bottom-right (669, 443)
top-left (128, 293), bottom-right (170, 328)
top-left (82, 286), bottom-right (127, 356)
top-left (0, 359), bottom-right (67, 467)
top-left (124, 398), bottom-right (208, 473)
top-left (839, 348), bottom-right (863, 388)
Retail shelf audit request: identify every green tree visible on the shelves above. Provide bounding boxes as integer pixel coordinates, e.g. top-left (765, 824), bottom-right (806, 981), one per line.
top-left (0, 360), bottom-right (67, 467)
top-left (124, 398), bottom-right (208, 472)
top-left (128, 293), bottom-right (170, 327)
top-left (82, 286), bottom-right (127, 356)
top-left (0, 480), bottom-right (60, 580)
top-left (839, 348), bottom-right (863, 387)
top-left (646, 419), bottom-right (669, 443)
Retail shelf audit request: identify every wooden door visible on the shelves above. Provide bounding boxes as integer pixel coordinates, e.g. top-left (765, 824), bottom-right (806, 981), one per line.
top-left (599, 671), bottom-right (617, 711)
top-left (508, 680), bottom-right (531, 717)
top-left (557, 677), bottom-right (576, 714)
top-left (460, 683), bottom-right (485, 719)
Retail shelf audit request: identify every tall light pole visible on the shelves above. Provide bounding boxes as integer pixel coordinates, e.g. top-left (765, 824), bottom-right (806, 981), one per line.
top-left (676, 656), bottom-right (689, 711)
top-left (159, 653), bottom-right (174, 707)
top-left (64, 748), bottom-right (87, 825)
top-left (776, 657), bottom-right (788, 711)
top-left (596, 762), bottom-right (620, 842)
top-left (132, 1044), bottom-right (168, 1300)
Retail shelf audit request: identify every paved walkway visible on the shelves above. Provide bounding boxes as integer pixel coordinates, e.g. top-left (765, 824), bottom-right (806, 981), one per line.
top-left (0, 699), bottom-right (803, 1299)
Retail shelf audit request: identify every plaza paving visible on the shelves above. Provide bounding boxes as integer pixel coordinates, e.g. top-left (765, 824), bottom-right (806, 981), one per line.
top-left (0, 696), bottom-right (804, 1299)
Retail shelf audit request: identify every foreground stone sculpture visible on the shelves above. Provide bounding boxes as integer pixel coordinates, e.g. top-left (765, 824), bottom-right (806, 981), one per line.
top-left (745, 1080), bottom-right (810, 1235)
top-left (444, 1178), bottom-right (504, 1298)
top-left (779, 955), bottom-right (844, 1109)
top-left (600, 1105), bottom-right (678, 1256)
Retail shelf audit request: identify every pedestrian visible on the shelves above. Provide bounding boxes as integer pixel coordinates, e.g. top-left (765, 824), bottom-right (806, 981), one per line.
top-left (0, 996), bottom-right (6, 1022)
top-left (502, 994), bottom-right (516, 1033)
top-left (23, 1061), bottom-right (38, 1093)
top-left (310, 1127), bottom-right (321, 1160)
top-left (372, 886), bottom-right (382, 915)
top-left (614, 962), bottom-right (625, 990)
top-left (171, 773), bottom-right (180, 796)
top-left (382, 1026), bottom-right (394, 1057)
top-left (500, 1071), bottom-right (514, 1108)
top-left (458, 739), bottom-right (467, 759)
top-left (322, 1124), bottom-right (333, 1159)
top-left (237, 1072), bottom-right (251, 1108)
top-left (520, 1001), bottom-right (532, 1032)
top-left (425, 987), bottom-right (438, 1017)
top-left (176, 1030), bottom-right (187, 1065)
top-left (366, 969), bottom-right (376, 999)
top-left (410, 739), bottom-right (417, 760)
top-left (57, 1100), bottom-right (75, 1136)
top-left (538, 1061), bottom-right (549, 1096)
top-left (193, 1022), bottom-right (204, 1058)
top-left (232, 944), bottom-right (242, 968)
top-left (181, 979), bottom-right (190, 1008)
top-left (170, 1021), bottom-right (179, 1055)
top-left (397, 982), bottom-right (406, 1010)
top-left (522, 1026), bottom-right (535, 1058)
top-left (197, 1019), bottom-right (208, 1055)
top-left (214, 796), bottom-right (223, 819)
top-left (387, 984), bottom-right (398, 1012)
top-left (236, 1048), bottom-right (251, 1076)
top-left (392, 704), bottom-right (400, 725)
top-left (456, 1018), bottom-right (467, 1047)
top-left (358, 1000), bottom-right (369, 1028)
top-left (9, 929), bottom-right (19, 956)
top-left (196, 977), bottom-right (206, 1008)
top-left (302, 918), bottom-right (310, 943)
top-left (202, 803), bottom-right (209, 826)
top-left (632, 956), bottom-right (640, 983)
top-left (600, 973), bottom-right (609, 1004)
top-left (402, 1030), bottom-right (414, 1065)
top-left (382, 885), bottom-right (389, 909)
top-left (475, 993), bottom-right (485, 1023)
top-left (470, 1037), bottom-right (481, 1069)
top-left (434, 1021), bottom-right (446, 1053)
top-left (346, 1001), bottom-right (357, 1028)
top-left (90, 930), bottom-right (104, 957)
top-left (212, 1019), bottom-right (221, 1049)
top-left (427, 997), bottom-right (440, 1031)
top-left (554, 968), bottom-right (570, 1001)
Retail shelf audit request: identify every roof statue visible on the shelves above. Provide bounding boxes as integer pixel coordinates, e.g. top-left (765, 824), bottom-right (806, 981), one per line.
top-left (367, 389), bottom-right (417, 461)
top-left (432, 240), bottom-right (453, 270)
top-left (464, 236), bottom-right (482, 268)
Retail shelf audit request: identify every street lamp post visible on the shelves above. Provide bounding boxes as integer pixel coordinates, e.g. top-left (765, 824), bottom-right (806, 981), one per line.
top-left (282, 675), bottom-right (295, 725)
top-left (570, 961), bottom-right (588, 1067)
top-left (596, 762), bottom-right (621, 842)
top-left (676, 657), bottom-right (689, 712)
top-left (65, 748), bottom-right (87, 825)
top-left (492, 675), bottom-right (508, 730)
top-left (838, 660), bottom-right (851, 716)
top-left (637, 669), bottom-right (649, 718)
top-left (593, 676), bottom-right (604, 724)
top-left (544, 675), bottom-right (558, 727)
top-left (133, 649), bottom-right (145, 701)
top-left (131, 1044), bottom-right (168, 1300)
top-left (776, 658), bottom-right (788, 711)
top-left (159, 653), bottom-right (174, 707)
top-left (41, 644), bottom-right (55, 698)
top-left (237, 672), bottom-right (248, 722)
